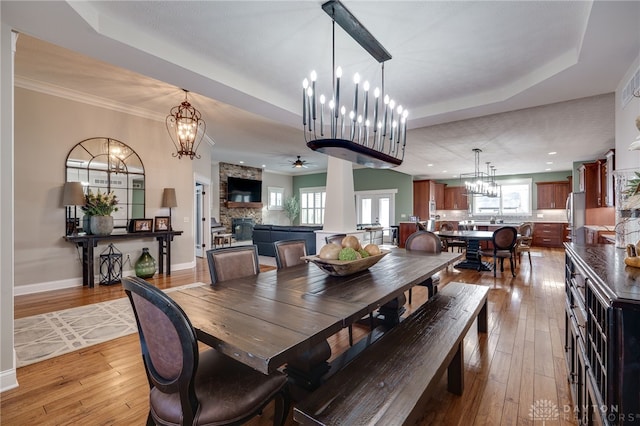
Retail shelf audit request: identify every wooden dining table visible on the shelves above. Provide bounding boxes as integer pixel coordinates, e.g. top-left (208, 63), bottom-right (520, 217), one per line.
top-left (168, 248), bottom-right (463, 382)
top-left (435, 230), bottom-right (495, 271)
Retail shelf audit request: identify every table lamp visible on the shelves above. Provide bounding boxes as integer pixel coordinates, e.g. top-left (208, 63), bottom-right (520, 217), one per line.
top-left (62, 181), bottom-right (85, 235)
top-left (161, 188), bottom-right (177, 231)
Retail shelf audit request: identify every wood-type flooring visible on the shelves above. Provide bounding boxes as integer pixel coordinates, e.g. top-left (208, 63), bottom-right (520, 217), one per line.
top-left (1, 248), bottom-right (576, 425)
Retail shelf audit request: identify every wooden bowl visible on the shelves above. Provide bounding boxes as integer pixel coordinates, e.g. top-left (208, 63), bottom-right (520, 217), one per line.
top-left (302, 250), bottom-right (390, 276)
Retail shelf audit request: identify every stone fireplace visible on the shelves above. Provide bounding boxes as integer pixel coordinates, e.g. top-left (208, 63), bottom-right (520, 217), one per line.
top-left (219, 163), bottom-right (263, 235)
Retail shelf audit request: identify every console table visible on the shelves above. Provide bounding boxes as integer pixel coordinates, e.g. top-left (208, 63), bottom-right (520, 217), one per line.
top-left (64, 230), bottom-right (183, 288)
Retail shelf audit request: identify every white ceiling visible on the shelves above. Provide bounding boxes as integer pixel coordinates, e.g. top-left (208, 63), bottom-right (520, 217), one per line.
top-left (4, 1), bottom-right (639, 179)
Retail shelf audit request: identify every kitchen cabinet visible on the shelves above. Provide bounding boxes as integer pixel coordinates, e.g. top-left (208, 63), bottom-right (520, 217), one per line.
top-left (580, 160), bottom-right (606, 208)
top-left (536, 181), bottom-right (570, 209)
top-left (564, 244), bottom-right (640, 424)
top-left (444, 186), bottom-right (468, 210)
top-left (398, 222), bottom-right (418, 248)
top-left (412, 180), bottom-right (445, 219)
top-left (532, 222), bottom-right (565, 247)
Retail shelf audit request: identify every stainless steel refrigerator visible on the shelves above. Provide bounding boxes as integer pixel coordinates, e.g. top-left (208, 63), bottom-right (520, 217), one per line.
top-left (566, 192), bottom-right (586, 244)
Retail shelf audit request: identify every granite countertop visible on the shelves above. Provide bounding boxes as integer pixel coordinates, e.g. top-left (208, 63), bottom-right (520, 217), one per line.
top-left (565, 243), bottom-right (640, 305)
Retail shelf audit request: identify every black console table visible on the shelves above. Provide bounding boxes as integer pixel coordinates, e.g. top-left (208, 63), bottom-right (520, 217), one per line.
top-left (64, 230), bottom-right (183, 288)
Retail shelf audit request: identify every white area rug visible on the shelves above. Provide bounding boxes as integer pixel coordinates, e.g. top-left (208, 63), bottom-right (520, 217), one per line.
top-left (14, 282), bottom-right (207, 367)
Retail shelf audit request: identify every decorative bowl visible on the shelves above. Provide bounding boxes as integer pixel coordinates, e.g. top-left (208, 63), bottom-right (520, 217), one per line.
top-left (302, 250), bottom-right (390, 276)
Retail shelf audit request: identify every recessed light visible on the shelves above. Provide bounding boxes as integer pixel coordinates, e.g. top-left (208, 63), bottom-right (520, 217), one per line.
top-left (548, 151), bottom-right (557, 155)
top-left (546, 161), bottom-right (553, 165)
top-left (545, 168), bottom-right (551, 171)
top-left (239, 161), bottom-right (244, 164)
top-left (427, 163), bottom-right (433, 167)
top-left (262, 164), bottom-right (266, 168)
top-left (442, 170), bottom-right (447, 173)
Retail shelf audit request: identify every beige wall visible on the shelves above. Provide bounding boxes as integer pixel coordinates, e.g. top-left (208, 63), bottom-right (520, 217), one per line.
top-left (14, 88), bottom-right (199, 293)
top-left (615, 56), bottom-right (640, 170)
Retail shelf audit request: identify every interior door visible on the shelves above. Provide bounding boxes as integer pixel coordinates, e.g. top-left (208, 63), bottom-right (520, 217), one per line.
top-left (195, 183), bottom-right (204, 258)
top-left (356, 192), bottom-right (395, 242)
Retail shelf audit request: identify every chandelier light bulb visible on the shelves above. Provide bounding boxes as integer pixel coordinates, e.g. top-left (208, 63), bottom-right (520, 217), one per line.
top-left (310, 70), bottom-right (317, 82)
top-left (302, 78), bottom-right (309, 89)
top-left (341, 106), bottom-right (346, 116)
top-left (329, 99), bottom-right (335, 109)
top-left (364, 81), bottom-right (370, 91)
top-left (384, 95), bottom-right (390, 105)
top-left (320, 94), bottom-right (326, 104)
top-left (336, 66), bottom-right (343, 78)
top-left (353, 73), bottom-right (360, 84)
top-left (374, 87), bottom-right (380, 98)
top-left (389, 99), bottom-right (396, 109)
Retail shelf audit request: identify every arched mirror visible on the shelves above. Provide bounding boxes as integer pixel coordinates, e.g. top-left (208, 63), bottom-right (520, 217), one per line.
top-left (66, 137), bottom-right (145, 229)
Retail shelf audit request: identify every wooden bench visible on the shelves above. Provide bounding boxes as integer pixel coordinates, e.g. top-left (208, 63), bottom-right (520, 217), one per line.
top-left (293, 281), bottom-right (489, 426)
top-left (213, 233), bottom-right (233, 248)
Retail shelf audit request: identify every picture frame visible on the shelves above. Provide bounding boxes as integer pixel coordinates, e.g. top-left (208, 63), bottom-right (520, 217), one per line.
top-left (154, 216), bottom-right (171, 232)
top-left (129, 218), bottom-right (153, 233)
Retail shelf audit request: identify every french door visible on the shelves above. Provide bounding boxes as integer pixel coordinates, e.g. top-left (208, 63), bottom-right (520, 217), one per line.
top-left (355, 190), bottom-right (396, 242)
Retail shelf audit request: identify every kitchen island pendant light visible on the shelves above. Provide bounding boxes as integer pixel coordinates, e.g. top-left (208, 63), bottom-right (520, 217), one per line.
top-left (302, 0), bottom-right (408, 169)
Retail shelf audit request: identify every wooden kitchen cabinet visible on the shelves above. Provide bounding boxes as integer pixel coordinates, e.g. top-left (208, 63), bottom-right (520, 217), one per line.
top-left (444, 186), bottom-right (468, 210)
top-left (532, 222), bottom-right (565, 247)
top-left (536, 181), bottom-right (570, 209)
top-left (413, 180), bottom-right (447, 219)
top-left (579, 160), bottom-right (605, 208)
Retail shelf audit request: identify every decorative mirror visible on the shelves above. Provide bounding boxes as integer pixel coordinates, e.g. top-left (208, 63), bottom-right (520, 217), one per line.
top-left (66, 137), bottom-right (145, 229)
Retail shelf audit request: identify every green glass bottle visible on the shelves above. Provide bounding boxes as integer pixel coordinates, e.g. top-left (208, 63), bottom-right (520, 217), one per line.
top-left (134, 247), bottom-right (156, 279)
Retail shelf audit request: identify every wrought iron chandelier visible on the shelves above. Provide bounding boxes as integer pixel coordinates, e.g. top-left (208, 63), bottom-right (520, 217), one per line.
top-left (461, 148), bottom-right (500, 197)
top-left (166, 89), bottom-right (206, 160)
top-left (302, 0), bottom-right (408, 169)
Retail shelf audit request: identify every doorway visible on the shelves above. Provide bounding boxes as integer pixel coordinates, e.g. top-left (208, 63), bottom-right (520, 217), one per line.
top-left (355, 190), bottom-right (397, 242)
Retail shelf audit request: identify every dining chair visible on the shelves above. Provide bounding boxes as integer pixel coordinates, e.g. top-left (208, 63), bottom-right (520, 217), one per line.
top-left (490, 226), bottom-right (518, 277)
top-left (439, 222), bottom-right (466, 253)
top-left (122, 276), bottom-right (290, 426)
top-left (405, 230), bottom-right (442, 304)
top-left (516, 222), bottom-right (534, 266)
top-left (206, 245), bottom-right (260, 285)
top-left (325, 234), bottom-right (346, 245)
top-left (273, 239), bottom-right (307, 269)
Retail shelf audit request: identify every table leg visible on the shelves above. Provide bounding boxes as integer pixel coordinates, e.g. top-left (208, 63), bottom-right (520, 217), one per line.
top-left (84, 241), bottom-right (96, 288)
top-left (453, 239), bottom-right (492, 271)
top-left (157, 237), bottom-right (165, 275)
top-left (166, 234), bottom-right (172, 275)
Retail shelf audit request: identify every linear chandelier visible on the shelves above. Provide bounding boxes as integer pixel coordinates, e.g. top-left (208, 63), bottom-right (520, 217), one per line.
top-left (302, 0), bottom-right (408, 169)
top-left (166, 89), bottom-right (206, 160)
top-left (461, 148), bottom-right (501, 197)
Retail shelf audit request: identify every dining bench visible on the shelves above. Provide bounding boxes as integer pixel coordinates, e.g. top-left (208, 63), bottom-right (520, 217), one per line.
top-left (293, 281), bottom-right (489, 426)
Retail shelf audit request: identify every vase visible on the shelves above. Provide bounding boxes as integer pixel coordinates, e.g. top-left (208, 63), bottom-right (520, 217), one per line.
top-left (89, 215), bottom-right (113, 236)
top-left (135, 247), bottom-right (157, 279)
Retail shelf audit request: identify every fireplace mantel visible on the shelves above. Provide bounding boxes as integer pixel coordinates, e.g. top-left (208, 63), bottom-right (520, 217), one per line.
top-left (226, 201), bottom-right (263, 209)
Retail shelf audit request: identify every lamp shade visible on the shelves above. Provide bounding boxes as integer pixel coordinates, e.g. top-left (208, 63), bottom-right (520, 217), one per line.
top-left (62, 182), bottom-right (85, 206)
top-left (162, 188), bottom-right (177, 208)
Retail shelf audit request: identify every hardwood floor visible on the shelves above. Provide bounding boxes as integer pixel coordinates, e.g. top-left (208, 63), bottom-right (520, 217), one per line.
top-left (2, 248), bottom-right (576, 425)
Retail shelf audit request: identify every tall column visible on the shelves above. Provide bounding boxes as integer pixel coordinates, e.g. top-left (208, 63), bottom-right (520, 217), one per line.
top-left (315, 156), bottom-right (362, 249)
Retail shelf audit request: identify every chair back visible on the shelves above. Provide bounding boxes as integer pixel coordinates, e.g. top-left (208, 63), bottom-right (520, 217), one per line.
top-left (325, 234), bottom-right (346, 245)
top-left (206, 245), bottom-right (260, 285)
top-left (440, 222), bottom-right (454, 232)
top-left (122, 276), bottom-right (199, 424)
top-left (405, 230), bottom-right (442, 253)
top-left (274, 239), bottom-right (307, 269)
top-left (492, 226), bottom-right (518, 251)
top-left (519, 222), bottom-right (534, 239)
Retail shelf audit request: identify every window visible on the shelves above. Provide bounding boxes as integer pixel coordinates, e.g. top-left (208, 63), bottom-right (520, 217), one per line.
top-left (472, 179), bottom-right (532, 216)
top-left (300, 187), bottom-right (326, 225)
top-left (267, 187), bottom-right (283, 210)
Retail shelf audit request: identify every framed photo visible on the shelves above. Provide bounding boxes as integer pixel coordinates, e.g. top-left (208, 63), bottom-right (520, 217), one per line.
top-left (154, 216), bottom-right (171, 231)
top-left (130, 218), bottom-right (153, 233)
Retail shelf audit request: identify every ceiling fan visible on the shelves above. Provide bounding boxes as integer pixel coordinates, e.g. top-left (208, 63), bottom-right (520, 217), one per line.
top-left (291, 156), bottom-right (309, 169)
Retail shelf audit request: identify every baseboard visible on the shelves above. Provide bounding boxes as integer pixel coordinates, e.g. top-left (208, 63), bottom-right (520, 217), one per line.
top-left (14, 261), bottom-right (197, 296)
top-left (0, 351), bottom-right (18, 392)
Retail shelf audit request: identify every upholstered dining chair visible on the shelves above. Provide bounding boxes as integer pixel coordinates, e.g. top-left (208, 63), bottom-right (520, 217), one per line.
top-left (490, 226), bottom-right (518, 277)
top-left (122, 276), bottom-right (290, 426)
top-left (439, 222), bottom-right (466, 253)
top-left (516, 222), bottom-right (534, 266)
top-left (206, 245), bottom-right (260, 285)
top-left (405, 230), bottom-right (442, 304)
top-left (273, 239), bottom-right (307, 269)
top-left (325, 234), bottom-right (346, 245)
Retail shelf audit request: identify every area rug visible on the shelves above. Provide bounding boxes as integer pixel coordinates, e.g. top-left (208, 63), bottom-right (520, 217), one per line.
top-left (14, 282), bottom-right (207, 368)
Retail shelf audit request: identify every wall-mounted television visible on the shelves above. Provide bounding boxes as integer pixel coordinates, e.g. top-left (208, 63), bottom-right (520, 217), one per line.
top-left (227, 177), bottom-right (262, 203)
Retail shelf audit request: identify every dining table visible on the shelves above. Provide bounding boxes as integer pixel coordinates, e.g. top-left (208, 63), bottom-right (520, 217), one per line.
top-left (435, 230), bottom-right (496, 271)
top-left (167, 248), bottom-right (463, 388)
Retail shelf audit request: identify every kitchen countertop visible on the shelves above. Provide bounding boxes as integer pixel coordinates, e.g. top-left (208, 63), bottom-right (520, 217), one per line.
top-left (584, 225), bottom-right (615, 232)
top-left (565, 243), bottom-right (640, 305)
top-left (456, 220), bottom-right (568, 226)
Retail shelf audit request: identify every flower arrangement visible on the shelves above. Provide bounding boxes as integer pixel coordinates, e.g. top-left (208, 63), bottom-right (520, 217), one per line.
top-left (82, 189), bottom-right (119, 216)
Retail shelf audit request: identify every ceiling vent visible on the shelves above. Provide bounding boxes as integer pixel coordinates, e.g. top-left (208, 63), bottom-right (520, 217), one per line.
top-left (621, 67), bottom-right (640, 108)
